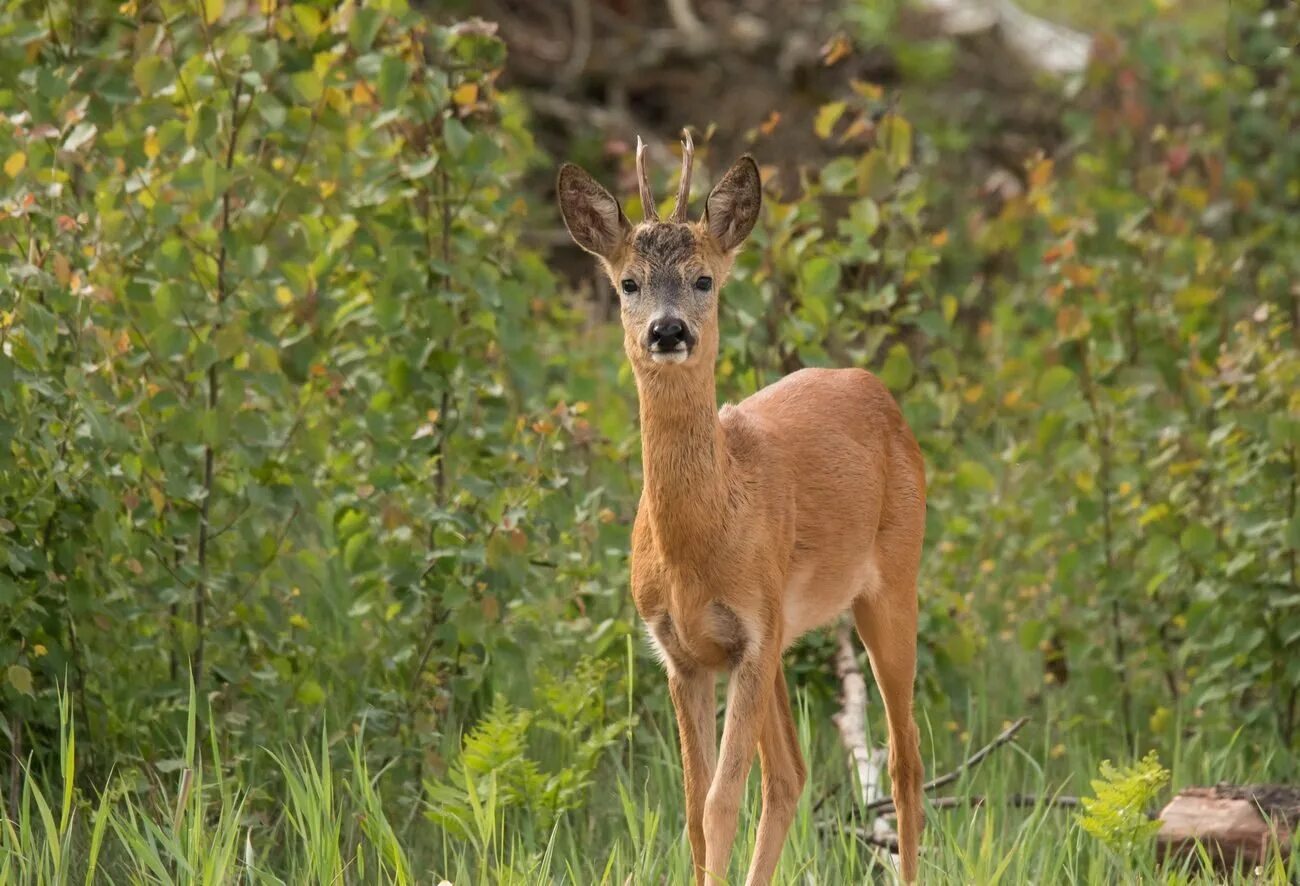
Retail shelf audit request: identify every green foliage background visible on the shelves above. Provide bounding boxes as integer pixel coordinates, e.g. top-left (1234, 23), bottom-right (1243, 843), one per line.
top-left (0, 0), bottom-right (1297, 879)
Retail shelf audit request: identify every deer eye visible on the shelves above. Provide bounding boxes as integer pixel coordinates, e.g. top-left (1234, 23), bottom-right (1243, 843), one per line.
top-left (694, 276), bottom-right (713, 292)
top-left (621, 279), bottom-right (639, 295)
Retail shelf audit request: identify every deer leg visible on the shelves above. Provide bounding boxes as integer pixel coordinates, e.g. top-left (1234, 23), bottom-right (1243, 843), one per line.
top-left (670, 665), bottom-right (722, 878)
top-left (742, 665), bottom-right (807, 886)
top-left (852, 592), bottom-right (923, 883)
top-left (703, 648), bottom-right (777, 882)
top-left (669, 668), bottom-right (718, 886)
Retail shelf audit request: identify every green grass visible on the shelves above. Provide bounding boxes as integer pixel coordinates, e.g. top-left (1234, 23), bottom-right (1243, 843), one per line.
top-left (3, 665), bottom-right (1297, 884)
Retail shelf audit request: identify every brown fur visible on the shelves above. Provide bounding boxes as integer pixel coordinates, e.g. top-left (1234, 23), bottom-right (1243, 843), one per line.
top-left (558, 151), bottom-right (927, 884)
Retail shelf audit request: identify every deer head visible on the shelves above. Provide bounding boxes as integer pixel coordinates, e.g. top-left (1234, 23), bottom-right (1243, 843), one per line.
top-left (557, 131), bottom-right (762, 373)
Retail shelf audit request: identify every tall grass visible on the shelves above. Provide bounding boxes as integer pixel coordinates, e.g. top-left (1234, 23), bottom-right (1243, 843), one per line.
top-left (3, 672), bottom-right (1297, 884)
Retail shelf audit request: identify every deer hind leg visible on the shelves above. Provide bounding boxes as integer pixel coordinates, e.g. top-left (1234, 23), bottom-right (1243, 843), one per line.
top-left (742, 666), bottom-right (807, 886)
top-left (852, 579), bottom-right (923, 882)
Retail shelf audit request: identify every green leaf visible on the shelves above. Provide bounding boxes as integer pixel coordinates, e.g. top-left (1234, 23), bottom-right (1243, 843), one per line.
top-left (378, 56), bottom-right (409, 106)
top-left (7, 665), bottom-right (33, 697)
top-left (1173, 285), bottom-right (1216, 310)
top-left (879, 344), bottom-right (913, 390)
top-left (349, 7), bottom-right (385, 50)
top-left (1287, 511), bottom-right (1300, 552)
top-left (956, 460), bottom-right (996, 493)
top-left (443, 117), bottom-right (471, 156)
top-left (1018, 619), bottom-right (1046, 652)
top-left (296, 679), bottom-right (326, 706)
top-left (290, 3), bottom-right (324, 38)
top-left (799, 256), bottom-right (840, 299)
top-left (291, 70), bottom-right (323, 104)
top-left (1035, 365), bottom-right (1075, 402)
top-left (133, 55), bottom-right (167, 96)
top-left (202, 0), bottom-right (223, 24)
top-left (820, 157), bottom-right (857, 194)
top-left (1180, 523), bottom-right (1217, 558)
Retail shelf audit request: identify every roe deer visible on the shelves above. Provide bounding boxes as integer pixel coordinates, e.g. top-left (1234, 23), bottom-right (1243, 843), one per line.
top-left (557, 131), bottom-right (926, 884)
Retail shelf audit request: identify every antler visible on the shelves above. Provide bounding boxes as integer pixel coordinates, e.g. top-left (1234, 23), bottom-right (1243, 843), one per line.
top-left (670, 128), bottom-right (694, 223)
top-left (635, 135), bottom-right (658, 221)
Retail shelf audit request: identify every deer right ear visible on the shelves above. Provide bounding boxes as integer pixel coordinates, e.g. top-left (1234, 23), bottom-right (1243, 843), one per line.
top-left (557, 164), bottom-right (630, 262)
top-left (705, 155), bottom-right (762, 253)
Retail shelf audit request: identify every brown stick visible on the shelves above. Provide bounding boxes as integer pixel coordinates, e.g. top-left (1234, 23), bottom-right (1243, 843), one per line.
top-left (832, 793), bottom-right (1080, 851)
top-left (864, 716), bottom-right (1031, 812)
top-left (873, 792), bottom-right (1080, 814)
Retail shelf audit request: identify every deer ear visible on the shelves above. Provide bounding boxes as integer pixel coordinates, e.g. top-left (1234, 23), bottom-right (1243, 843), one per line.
top-left (557, 163), bottom-right (630, 261)
top-left (704, 155), bottom-right (761, 253)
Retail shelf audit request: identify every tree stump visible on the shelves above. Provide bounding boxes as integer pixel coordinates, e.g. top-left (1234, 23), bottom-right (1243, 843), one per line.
top-left (1156, 785), bottom-right (1298, 872)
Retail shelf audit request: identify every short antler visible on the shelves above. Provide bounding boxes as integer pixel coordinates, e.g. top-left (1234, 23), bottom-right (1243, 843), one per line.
top-left (636, 135), bottom-right (659, 221)
top-left (670, 128), bottom-right (694, 223)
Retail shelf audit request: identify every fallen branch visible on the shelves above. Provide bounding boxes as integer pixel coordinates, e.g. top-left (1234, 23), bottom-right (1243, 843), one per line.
top-left (876, 792), bottom-right (1080, 814)
top-left (842, 826), bottom-right (899, 852)
top-left (831, 621), bottom-right (897, 853)
top-left (815, 713), bottom-right (1030, 814)
top-left (826, 792), bottom-right (1078, 853)
top-left (917, 0), bottom-right (1092, 76)
top-left (865, 715), bottom-right (1031, 812)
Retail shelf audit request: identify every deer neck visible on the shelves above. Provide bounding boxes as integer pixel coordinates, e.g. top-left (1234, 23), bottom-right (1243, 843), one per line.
top-left (635, 363), bottom-right (731, 562)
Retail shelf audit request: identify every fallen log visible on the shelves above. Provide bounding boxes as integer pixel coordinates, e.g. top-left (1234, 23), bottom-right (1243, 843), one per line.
top-left (1156, 784), bottom-right (1298, 872)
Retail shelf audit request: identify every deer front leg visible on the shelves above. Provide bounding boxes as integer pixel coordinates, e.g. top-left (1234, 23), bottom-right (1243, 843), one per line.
top-left (669, 667), bottom-right (718, 885)
top-left (703, 646), bottom-right (778, 882)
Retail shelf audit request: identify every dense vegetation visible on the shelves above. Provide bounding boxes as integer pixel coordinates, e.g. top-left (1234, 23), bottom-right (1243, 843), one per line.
top-left (0, 0), bottom-right (1297, 880)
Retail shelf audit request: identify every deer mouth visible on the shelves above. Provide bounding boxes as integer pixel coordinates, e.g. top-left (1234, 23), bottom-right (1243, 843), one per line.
top-left (648, 343), bottom-right (691, 364)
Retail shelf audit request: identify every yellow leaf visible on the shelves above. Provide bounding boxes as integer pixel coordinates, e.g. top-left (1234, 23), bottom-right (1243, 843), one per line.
top-left (452, 82), bottom-right (479, 107)
top-left (820, 34), bottom-right (852, 66)
top-left (879, 115), bottom-right (912, 170)
top-left (275, 286), bottom-right (294, 306)
top-left (4, 151), bottom-right (25, 177)
top-left (289, 613), bottom-right (309, 629)
top-left (148, 485), bottom-right (165, 513)
top-left (52, 253), bottom-right (70, 286)
top-left (324, 86), bottom-right (350, 114)
top-left (202, 0), bottom-right (223, 24)
top-left (849, 80), bottom-right (884, 100)
top-left (143, 128), bottom-right (159, 160)
top-left (1174, 285), bottom-right (1216, 310)
top-left (1074, 471), bottom-right (1095, 494)
top-left (1028, 156), bottom-right (1053, 190)
top-left (942, 294), bottom-right (958, 325)
top-left (813, 101), bottom-right (846, 140)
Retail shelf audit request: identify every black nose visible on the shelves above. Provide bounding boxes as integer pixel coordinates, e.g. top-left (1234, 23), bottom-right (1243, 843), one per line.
top-left (648, 318), bottom-right (689, 350)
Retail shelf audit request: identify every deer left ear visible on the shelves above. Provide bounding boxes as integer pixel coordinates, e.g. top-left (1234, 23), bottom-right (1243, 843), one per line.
top-left (557, 163), bottom-right (631, 262)
top-left (704, 155), bottom-right (762, 253)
